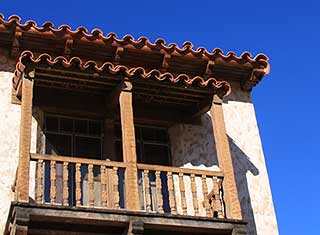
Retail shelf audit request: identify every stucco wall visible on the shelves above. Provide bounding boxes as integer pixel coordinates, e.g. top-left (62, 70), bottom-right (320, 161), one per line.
top-left (0, 52), bottom-right (37, 234)
top-left (169, 82), bottom-right (278, 235)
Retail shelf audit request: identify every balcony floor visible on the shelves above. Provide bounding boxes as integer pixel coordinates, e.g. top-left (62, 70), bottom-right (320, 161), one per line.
top-left (5, 202), bottom-right (246, 235)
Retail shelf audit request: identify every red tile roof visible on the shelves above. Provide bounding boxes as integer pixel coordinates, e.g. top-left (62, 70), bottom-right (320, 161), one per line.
top-left (13, 51), bottom-right (231, 96)
top-left (0, 14), bottom-right (270, 92)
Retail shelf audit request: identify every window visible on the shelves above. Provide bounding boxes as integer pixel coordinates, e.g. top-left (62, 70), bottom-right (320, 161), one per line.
top-left (115, 124), bottom-right (171, 166)
top-left (44, 115), bottom-right (103, 159)
top-left (44, 115), bottom-right (104, 205)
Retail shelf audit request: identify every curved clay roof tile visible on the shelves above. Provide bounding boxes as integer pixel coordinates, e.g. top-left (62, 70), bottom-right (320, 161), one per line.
top-left (0, 14), bottom-right (268, 66)
top-left (14, 50), bottom-right (231, 96)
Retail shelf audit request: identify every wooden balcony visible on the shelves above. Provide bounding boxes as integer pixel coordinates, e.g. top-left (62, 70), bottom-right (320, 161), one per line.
top-left (7, 71), bottom-right (245, 234)
top-left (30, 153), bottom-right (225, 218)
top-left (5, 153), bottom-right (247, 235)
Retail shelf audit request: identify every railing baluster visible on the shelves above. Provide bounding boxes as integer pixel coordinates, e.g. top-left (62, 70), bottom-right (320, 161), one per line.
top-left (63, 162), bottom-right (69, 206)
top-left (190, 174), bottom-right (199, 216)
top-left (179, 173), bottom-right (187, 215)
top-left (213, 176), bottom-right (224, 218)
top-left (88, 164), bottom-right (95, 207)
top-left (75, 163), bottom-right (81, 207)
top-left (112, 167), bottom-right (120, 209)
top-left (143, 170), bottom-right (152, 212)
top-left (50, 161), bottom-right (56, 204)
top-left (100, 165), bottom-right (108, 208)
top-left (155, 171), bottom-right (164, 213)
top-left (202, 175), bottom-right (212, 217)
top-left (167, 171), bottom-right (176, 214)
top-left (36, 159), bottom-right (44, 203)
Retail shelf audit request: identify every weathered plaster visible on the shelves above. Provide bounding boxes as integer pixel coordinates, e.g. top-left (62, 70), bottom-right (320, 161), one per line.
top-left (169, 82), bottom-right (278, 235)
top-left (222, 82), bottom-right (278, 235)
top-left (0, 65), bottom-right (37, 234)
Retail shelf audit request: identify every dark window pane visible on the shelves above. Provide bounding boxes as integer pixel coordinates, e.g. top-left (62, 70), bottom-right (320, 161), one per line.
top-left (135, 126), bottom-right (141, 139)
top-left (141, 127), bottom-right (168, 143)
top-left (115, 124), bottom-right (122, 139)
top-left (45, 116), bottom-right (58, 132)
top-left (75, 119), bottom-right (87, 134)
top-left (141, 144), bottom-right (170, 166)
top-left (88, 120), bottom-right (101, 136)
top-left (136, 143), bottom-right (142, 163)
top-left (114, 140), bottom-right (123, 162)
top-left (74, 136), bottom-right (101, 159)
top-left (45, 133), bottom-right (72, 156)
top-left (60, 118), bottom-right (73, 133)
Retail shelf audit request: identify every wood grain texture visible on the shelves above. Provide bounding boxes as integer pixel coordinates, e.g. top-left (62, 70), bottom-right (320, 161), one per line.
top-left (50, 161), bottom-right (56, 204)
top-left (62, 162), bottom-right (69, 206)
top-left (210, 95), bottom-right (242, 219)
top-left (167, 171), bottom-right (176, 215)
top-left (17, 77), bottom-right (33, 202)
top-left (143, 170), bottom-right (152, 212)
top-left (179, 173), bottom-right (187, 215)
top-left (36, 159), bottom-right (43, 204)
top-left (155, 171), bottom-right (164, 213)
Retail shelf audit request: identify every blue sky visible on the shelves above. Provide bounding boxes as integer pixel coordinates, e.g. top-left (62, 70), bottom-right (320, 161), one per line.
top-left (2, 1), bottom-right (319, 234)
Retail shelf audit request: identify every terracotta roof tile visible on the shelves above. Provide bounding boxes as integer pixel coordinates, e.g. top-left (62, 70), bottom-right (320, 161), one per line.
top-left (13, 51), bottom-right (231, 96)
top-left (0, 14), bottom-right (269, 68)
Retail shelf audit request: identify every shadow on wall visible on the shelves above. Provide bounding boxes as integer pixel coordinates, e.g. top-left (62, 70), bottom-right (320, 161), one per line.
top-left (228, 135), bottom-right (259, 235)
top-left (170, 113), bottom-right (259, 235)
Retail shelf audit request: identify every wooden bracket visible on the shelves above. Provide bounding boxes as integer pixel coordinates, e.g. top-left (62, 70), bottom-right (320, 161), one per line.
top-left (161, 53), bottom-right (171, 71)
top-left (64, 38), bottom-right (74, 56)
top-left (213, 93), bottom-right (223, 104)
top-left (192, 96), bottom-right (213, 119)
top-left (10, 30), bottom-right (22, 58)
top-left (114, 47), bottom-right (124, 65)
top-left (106, 80), bottom-right (132, 109)
top-left (205, 60), bottom-right (215, 75)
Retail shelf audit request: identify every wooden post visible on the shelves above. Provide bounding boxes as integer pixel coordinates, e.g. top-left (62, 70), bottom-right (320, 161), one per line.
top-left (210, 94), bottom-right (242, 220)
top-left (119, 80), bottom-right (140, 210)
top-left (16, 76), bottom-right (34, 202)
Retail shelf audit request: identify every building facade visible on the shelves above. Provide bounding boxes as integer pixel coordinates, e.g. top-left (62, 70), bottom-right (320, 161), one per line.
top-left (0, 15), bottom-right (278, 235)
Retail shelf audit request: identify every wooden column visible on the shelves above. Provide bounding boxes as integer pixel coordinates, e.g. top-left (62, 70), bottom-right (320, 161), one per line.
top-left (210, 94), bottom-right (242, 220)
top-left (119, 80), bottom-right (140, 210)
top-left (16, 76), bottom-right (34, 202)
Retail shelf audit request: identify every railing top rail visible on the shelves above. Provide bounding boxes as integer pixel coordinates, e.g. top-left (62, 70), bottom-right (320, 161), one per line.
top-left (30, 153), bottom-right (128, 168)
top-left (137, 163), bottom-right (224, 177)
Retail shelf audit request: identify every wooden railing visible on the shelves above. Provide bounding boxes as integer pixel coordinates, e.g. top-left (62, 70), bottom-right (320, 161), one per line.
top-left (30, 154), bottom-right (225, 218)
top-left (137, 164), bottom-right (225, 218)
top-left (31, 154), bottom-right (127, 209)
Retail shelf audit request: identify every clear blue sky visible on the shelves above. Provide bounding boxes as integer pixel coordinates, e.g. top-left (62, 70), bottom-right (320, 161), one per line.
top-left (2, 1), bottom-right (319, 234)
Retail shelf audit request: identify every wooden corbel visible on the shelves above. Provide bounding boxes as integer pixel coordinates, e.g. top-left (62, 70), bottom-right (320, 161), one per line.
top-left (160, 53), bottom-right (171, 72)
top-left (64, 37), bottom-right (74, 56)
top-left (106, 80), bottom-right (132, 109)
top-left (114, 47), bottom-right (124, 65)
top-left (242, 66), bottom-right (269, 91)
top-left (205, 60), bottom-right (215, 75)
top-left (10, 30), bottom-right (22, 58)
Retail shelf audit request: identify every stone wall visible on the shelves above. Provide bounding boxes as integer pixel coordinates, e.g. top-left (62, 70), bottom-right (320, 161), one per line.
top-left (0, 51), bottom-right (37, 234)
top-left (169, 82), bottom-right (278, 235)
